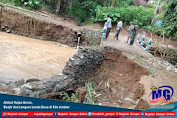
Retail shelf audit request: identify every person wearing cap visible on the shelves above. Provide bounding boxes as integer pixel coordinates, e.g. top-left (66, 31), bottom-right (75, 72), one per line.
top-left (129, 23), bottom-right (139, 45)
top-left (106, 15), bottom-right (112, 39)
top-left (114, 19), bottom-right (123, 40)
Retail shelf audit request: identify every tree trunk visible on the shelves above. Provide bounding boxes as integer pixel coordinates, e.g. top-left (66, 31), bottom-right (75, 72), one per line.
top-left (59, 0), bottom-right (74, 13)
top-left (103, 0), bottom-right (107, 7)
top-left (55, 1), bottom-right (61, 14)
top-left (111, 0), bottom-right (116, 7)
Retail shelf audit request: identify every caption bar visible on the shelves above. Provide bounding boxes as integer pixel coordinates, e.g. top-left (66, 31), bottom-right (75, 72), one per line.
top-left (1, 111), bottom-right (176, 117)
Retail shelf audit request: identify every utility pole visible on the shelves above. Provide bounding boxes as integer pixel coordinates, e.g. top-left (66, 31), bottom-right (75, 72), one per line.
top-left (151, 0), bottom-right (161, 24)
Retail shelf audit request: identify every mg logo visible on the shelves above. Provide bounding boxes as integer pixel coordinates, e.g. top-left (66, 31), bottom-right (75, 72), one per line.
top-left (149, 86), bottom-right (174, 104)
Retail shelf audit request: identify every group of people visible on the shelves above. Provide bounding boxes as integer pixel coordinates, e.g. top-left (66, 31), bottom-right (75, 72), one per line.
top-left (104, 15), bottom-right (139, 45)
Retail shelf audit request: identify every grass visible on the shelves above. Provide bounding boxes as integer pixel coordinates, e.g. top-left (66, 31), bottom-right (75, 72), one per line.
top-left (135, 54), bottom-right (143, 62)
top-left (84, 82), bottom-right (97, 104)
top-left (147, 69), bottom-right (154, 77)
top-left (60, 91), bottom-right (79, 103)
top-left (60, 81), bottom-right (98, 104)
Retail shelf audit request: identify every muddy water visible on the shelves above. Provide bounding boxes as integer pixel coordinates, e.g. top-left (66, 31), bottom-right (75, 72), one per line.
top-left (0, 32), bottom-right (76, 82)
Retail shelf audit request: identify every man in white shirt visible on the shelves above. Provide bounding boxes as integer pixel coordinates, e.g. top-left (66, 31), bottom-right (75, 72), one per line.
top-left (106, 15), bottom-right (112, 39)
top-left (114, 20), bottom-right (123, 40)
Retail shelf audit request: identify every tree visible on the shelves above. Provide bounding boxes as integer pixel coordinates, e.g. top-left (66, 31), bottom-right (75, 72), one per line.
top-left (162, 0), bottom-right (177, 40)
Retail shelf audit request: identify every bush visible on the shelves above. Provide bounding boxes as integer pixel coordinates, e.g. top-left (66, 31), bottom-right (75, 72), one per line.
top-left (95, 5), bottom-right (154, 27)
top-left (12, 0), bottom-right (41, 10)
top-left (82, 1), bottom-right (98, 20)
top-left (144, 1), bottom-right (176, 40)
top-left (0, 0), bottom-right (12, 3)
top-left (66, 0), bottom-right (86, 25)
top-left (147, 3), bottom-right (154, 8)
top-left (166, 50), bottom-right (177, 66)
top-left (43, 0), bottom-right (60, 13)
top-left (143, 25), bottom-right (164, 35)
top-left (66, 0), bottom-right (98, 25)
top-left (162, 0), bottom-right (177, 40)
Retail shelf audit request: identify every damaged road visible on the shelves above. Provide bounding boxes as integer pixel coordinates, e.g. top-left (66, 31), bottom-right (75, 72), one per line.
top-left (0, 47), bottom-right (149, 110)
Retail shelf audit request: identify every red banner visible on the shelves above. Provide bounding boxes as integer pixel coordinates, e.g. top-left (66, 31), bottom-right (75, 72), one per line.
top-left (1, 111), bottom-right (176, 117)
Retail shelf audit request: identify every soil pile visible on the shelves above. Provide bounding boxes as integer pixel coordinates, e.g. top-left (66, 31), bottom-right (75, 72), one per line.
top-left (89, 47), bottom-right (149, 110)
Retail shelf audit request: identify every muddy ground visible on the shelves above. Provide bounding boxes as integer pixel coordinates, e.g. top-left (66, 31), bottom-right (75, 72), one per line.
top-left (88, 47), bottom-right (149, 110)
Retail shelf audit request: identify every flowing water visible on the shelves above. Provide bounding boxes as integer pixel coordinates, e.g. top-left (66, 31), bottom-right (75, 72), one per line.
top-left (0, 32), bottom-right (76, 82)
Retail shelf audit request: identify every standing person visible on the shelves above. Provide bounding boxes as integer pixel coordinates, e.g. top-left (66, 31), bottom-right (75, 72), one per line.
top-left (106, 15), bottom-right (112, 39)
top-left (114, 19), bottom-right (123, 40)
top-left (129, 23), bottom-right (139, 45)
top-left (140, 31), bottom-right (146, 47)
top-left (102, 22), bottom-right (107, 40)
top-left (126, 22), bottom-right (133, 43)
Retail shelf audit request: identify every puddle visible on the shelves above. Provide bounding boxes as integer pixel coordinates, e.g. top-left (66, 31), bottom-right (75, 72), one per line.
top-left (0, 32), bottom-right (75, 82)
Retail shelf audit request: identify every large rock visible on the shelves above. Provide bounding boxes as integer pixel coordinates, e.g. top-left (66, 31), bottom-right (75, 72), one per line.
top-left (19, 47), bottom-right (104, 98)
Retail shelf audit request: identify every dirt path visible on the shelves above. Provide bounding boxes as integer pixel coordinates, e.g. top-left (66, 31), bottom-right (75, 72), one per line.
top-left (103, 33), bottom-right (153, 58)
top-left (0, 32), bottom-right (75, 82)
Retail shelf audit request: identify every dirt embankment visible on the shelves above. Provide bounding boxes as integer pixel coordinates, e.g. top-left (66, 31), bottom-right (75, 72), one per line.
top-left (0, 8), bottom-right (78, 46)
top-left (89, 47), bottom-right (149, 110)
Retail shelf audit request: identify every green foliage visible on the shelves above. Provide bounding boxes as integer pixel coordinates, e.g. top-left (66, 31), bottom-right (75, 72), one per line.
top-left (162, 0), bottom-right (177, 40)
top-left (66, 0), bottom-right (99, 25)
top-left (43, 0), bottom-right (60, 13)
top-left (84, 82), bottom-right (97, 104)
top-left (60, 82), bottom-right (97, 104)
top-left (65, 0), bottom-right (134, 25)
top-left (147, 69), bottom-right (154, 76)
top-left (12, 0), bottom-right (41, 10)
top-left (1, 0), bottom-right (60, 11)
top-left (147, 3), bottom-right (154, 8)
top-left (161, 1), bottom-right (168, 10)
top-left (156, 12), bottom-right (165, 20)
top-left (166, 50), bottom-right (177, 66)
top-left (0, 0), bottom-right (12, 3)
top-left (156, 1), bottom-right (168, 20)
top-left (66, 0), bottom-right (86, 25)
top-left (143, 25), bottom-right (164, 35)
top-left (144, 1), bottom-right (176, 40)
top-left (95, 5), bottom-right (154, 26)
top-left (115, 0), bottom-right (134, 7)
top-left (101, 0), bottom-right (134, 7)
top-left (60, 91), bottom-right (79, 103)
top-left (95, 6), bottom-right (120, 23)
top-left (82, 1), bottom-right (98, 20)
